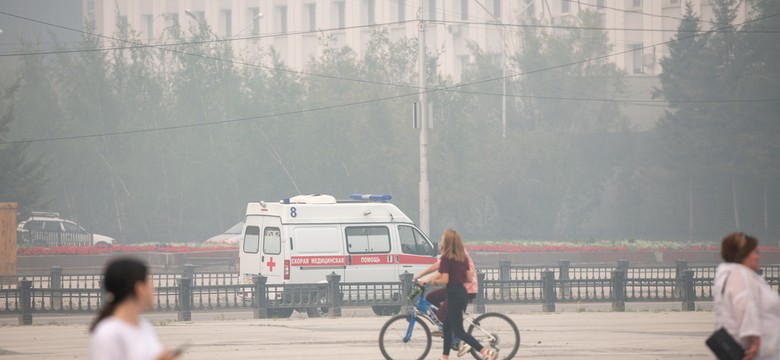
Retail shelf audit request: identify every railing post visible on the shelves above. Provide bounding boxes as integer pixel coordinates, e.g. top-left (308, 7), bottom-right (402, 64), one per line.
top-left (611, 269), bottom-right (626, 311)
top-left (558, 259), bottom-right (571, 299)
top-left (617, 260), bottom-right (629, 271)
top-left (50, 266), bottom-right (63, 311)
top-left (326, 272), bottom-right (342, 318)
top-left (674, 260), bottom-right (688, 297)
top-left (183, 264), bottom-right (196, 282)
top-left (681, 270), bottom-right (696, 311)
top-left (253, 275), bottom-right (268, 319)
top-left (499, 260), bottom-right (511, 299)
top-left (542, 270), bottom-right (556, 313)
top-left (19, 279), bottom-right (32, 325)
top-left (399, 271), bottom-right (413, 315)
top-left (178, 277), bottom-right (192, 321)
top-left (475, 272), bottom-right (486, 314)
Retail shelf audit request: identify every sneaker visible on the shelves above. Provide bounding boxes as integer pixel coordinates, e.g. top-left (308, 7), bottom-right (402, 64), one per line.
top-left (431, 330), bottom-right (443, 338)
top-left (482, 349), bottom-right (499, 360)
top-left (456, 342), bottom-right (472, 357)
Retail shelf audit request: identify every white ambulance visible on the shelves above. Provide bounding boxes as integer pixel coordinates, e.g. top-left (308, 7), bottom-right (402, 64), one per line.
top-left (238, 194), bottom-right (437, 317)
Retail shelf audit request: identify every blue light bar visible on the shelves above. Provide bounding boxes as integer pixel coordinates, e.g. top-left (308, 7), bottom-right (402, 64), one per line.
top-left (350, 194), bottom-right (392, 202)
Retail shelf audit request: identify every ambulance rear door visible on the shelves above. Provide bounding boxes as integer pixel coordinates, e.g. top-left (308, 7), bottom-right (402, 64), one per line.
top-left (258, 216), bottom-right (285, 282)
top-left (239, 216), bottom-right (264, 278)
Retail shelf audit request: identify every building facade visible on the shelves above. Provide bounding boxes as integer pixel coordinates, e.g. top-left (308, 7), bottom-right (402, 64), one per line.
top-left (84, 0), bottom-right (749, 80)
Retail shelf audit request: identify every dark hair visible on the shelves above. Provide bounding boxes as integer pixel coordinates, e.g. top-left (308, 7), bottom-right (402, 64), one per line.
top-left (90, 258), bottom-right (148, 332)
top-left (721, 232), bottom-right (759, 264)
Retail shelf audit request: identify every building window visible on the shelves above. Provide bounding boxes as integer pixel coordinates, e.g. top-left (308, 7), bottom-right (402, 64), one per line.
top-left (221, 9), bottom-right (232, 37)
top-left (336, 1), bottom-right (346, 28)
top-left (632, 0), bottom-right (642, 7)
top-left (561, 0), bottom-right (570, 13)
top-left (398, 0), bottom-right (406, 22)
top-left (365, 0), bottom-right (375, 25)
top-left (87, 0), bottom-right (95, 22)
top-left (143, 14), bottom-right (153, 40)
top-left (277, 5), bottom-right (288, 33)
top-left (118, 15), bottom-right (128, 30)
top-left (249, 7), bottom-right (261, 35)
top-left (493, 0), bottom-right (501, 19)
top-left (597, 0), bottom-right (605, 8)
top-left (461, 0), bottom-right (469, 20)
top-left (428, 0), bottom-right (437, 19)
top-left (631, 44), bottom-right (643, 74)
top-left (306, 3), bottom-right (317, 31)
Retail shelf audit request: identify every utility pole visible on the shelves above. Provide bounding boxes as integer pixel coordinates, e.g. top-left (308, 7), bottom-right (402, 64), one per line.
top-left (418, 0), bottom-right (430, 236)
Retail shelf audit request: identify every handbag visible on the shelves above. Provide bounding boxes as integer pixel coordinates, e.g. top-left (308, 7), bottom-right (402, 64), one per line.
top-left (706, 272), bottom-right (746, 360)
top-left (706, 327), bottom-right (745, 360)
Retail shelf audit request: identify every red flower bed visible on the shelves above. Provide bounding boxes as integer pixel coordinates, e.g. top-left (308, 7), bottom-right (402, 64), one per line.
top-left (17, 244), bottom-right (238, 256)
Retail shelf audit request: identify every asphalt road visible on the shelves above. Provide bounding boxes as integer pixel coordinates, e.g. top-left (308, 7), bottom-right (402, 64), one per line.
top-left (0, 306), bottom-right (715, 359)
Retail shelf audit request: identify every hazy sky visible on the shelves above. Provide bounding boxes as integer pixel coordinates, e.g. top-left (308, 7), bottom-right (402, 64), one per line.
top-left (0, 1), bottom-right (82, 50)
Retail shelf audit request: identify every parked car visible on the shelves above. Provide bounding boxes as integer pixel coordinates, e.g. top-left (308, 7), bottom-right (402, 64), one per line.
top-left (17, 212), bottom-right (115, 247)
top-left (203, 221), bottom-right (243, 245)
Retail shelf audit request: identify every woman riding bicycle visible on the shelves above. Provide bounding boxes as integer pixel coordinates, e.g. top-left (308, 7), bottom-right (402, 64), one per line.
top-left (419, 229), bottom-right (498, 360)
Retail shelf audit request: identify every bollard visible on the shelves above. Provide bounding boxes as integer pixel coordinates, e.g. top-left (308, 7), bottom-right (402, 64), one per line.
top-left (558, 259), bottom-right (571, 299)
top-left (178, 277), bottom-right (192, 321)
top-left (19, 279), bottom-right (32, 325)
top-left (254, 275), bottom-right (268, 319)
top-left (326, 272), bottom-right (342, 318)
top-left (50, 266), bottom-right (63, 311)
top-left (542, 270), bottom-right (556, 313)
top-left (681, 270), bottom-right (696, 311)
top-left (611, 269), bottom-right (626, 311)
top-left (475, 272), bottom-right (486, 314)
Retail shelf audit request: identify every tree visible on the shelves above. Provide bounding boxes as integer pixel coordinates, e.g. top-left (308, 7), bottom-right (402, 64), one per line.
top-left (0, 81), bottom-right (48, 215)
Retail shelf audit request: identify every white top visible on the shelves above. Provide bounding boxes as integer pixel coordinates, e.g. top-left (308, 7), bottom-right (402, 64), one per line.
top-left (90, 317), bottom-right (163, 360)
top-left (714, 263), bottom-right (780, 360)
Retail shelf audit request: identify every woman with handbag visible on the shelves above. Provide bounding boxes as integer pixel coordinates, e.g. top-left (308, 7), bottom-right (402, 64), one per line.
top-left (713, 233), bottom-right (780, 360)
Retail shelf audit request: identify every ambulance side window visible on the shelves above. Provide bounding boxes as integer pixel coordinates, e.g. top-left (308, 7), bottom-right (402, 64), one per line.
top-left (243, 226), bottom-right (260, 254)
top-left (263, 227), bottom-right (281, 255)
top-left (345, 226), bottom-right (391, 254)
top-left (398, 225), bottom-right (434, 256)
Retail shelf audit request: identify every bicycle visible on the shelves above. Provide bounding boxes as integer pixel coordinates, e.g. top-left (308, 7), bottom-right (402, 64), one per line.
top-left (378, 280), bottom-right (520, 360)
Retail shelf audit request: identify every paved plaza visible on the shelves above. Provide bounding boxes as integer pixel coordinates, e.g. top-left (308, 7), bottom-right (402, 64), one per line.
top-left (0, 307), bottom-right (715, 359)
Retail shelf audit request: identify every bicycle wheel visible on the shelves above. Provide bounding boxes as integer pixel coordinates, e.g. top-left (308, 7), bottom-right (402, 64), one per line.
top-left (466, 312), bottom-right (520, 360)
top-left (378, 314), bottom-right (432, 360)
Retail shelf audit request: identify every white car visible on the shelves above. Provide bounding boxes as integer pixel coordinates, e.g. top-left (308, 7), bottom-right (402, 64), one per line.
top-left (17, 212), bottom-right (115, 247)
top-left (203, 221), bottom-right (243, 245)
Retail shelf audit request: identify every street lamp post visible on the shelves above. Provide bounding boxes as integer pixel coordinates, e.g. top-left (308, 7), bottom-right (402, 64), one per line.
top-left (418, 0), bottom-right (430, 236)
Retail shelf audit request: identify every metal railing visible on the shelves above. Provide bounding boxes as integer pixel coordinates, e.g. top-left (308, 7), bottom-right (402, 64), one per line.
top-left (3, 260), bottom-right (779, 325)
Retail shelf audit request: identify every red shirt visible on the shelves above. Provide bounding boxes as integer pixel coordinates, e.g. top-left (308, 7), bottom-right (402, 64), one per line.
top-left (439, 255), bottom-right (469, 285)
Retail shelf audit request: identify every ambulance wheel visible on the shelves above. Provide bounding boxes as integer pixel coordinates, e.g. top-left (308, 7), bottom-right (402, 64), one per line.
top-left (267, 307), bottom-right (294, 318)
top-left (372, 305), bottom-right (402, 316)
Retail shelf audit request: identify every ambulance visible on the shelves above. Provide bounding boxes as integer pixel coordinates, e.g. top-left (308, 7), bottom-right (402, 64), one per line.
top-left (238, 194), bottom-right (438, 317)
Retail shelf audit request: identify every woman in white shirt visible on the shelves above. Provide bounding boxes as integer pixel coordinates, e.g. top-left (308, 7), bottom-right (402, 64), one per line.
top-left (89, 258), bottom-right (179, 360)
top-left (713, 233), bottom-right (780, 360)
